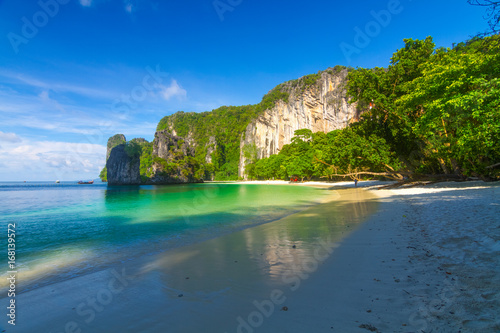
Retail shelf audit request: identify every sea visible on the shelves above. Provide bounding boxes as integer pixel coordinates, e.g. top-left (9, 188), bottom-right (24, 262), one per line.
top-left (0, 181), bottom-right (330, 292)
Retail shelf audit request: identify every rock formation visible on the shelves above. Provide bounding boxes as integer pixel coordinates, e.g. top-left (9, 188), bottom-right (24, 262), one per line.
top-left (106, 134), bottom-right (126, 161)
top-left (106, 144), bottom-right (141, 185)
top-left (146, 130), bottom-right (202, 184)
top-left (238, 68), bottom-right (362, 177)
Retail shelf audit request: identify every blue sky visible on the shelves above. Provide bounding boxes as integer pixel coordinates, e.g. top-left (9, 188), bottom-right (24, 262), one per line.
top-left (0, 0), bottom-right (490, 181)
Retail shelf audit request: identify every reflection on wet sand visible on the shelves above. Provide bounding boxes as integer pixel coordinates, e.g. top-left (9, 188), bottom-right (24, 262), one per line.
top-left (244, 188), bottom-right (376, 282)
top-left (134, 188), bottom-right (378, 331)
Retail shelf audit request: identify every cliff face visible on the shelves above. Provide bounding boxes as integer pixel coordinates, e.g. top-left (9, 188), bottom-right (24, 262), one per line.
top-left (105, 131), bottom-right (203, 185)
top-left (106, 134), bottom-right (126, 161)
top-left (153, 130), bottom-right (194, 160)
top-left (146, 130), bottom-right (202, 184)
top-left (106, 144), bottom-right (141, 185)
top-left (238, 68), bottom-right (362, 177)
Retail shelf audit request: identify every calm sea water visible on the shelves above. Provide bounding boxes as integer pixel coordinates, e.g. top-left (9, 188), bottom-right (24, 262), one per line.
top-left (0, 181), bottom-right (329, 291)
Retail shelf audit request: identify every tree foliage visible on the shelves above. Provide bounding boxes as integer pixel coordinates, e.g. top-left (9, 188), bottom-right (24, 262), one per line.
top-left (348, 35), bottom-right (500, 180)
top-left (99, 166), bottom-right (107, 182)
top-left (248, 128), bottom-right (401, 181)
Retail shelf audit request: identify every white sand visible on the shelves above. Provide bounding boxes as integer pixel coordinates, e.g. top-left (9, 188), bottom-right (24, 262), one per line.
top-left (375, 182), bottom-right (500, 332)
top-left (265, 181), bottom-right (499, 332)
top-left (2, 181), bottom-right (499, 333)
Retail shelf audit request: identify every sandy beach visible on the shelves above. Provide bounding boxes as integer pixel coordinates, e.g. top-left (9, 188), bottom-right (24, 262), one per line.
top-left (3, 181), bottom-right (499, 333)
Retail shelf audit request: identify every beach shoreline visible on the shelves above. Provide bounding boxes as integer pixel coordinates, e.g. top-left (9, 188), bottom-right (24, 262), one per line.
top-left (2, 181), bottom-right (499, 332)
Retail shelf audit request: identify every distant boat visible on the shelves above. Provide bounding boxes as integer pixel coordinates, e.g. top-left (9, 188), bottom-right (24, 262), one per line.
top-left (78, 180), bottom-right (94, 184)
top-left (55, 180), bottom-right (60, 183)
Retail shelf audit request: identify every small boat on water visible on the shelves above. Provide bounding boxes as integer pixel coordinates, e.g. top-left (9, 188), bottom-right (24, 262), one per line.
top-left (77, 180), bottom-right (94, 184)
top-left (55, 180), bottom-right (60, 183)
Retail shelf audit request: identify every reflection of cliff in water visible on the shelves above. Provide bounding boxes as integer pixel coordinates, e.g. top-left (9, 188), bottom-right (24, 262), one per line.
top-left (139, 188), bottom-right (378, 297)
top-left (244, 188), bottom-right (376, 283)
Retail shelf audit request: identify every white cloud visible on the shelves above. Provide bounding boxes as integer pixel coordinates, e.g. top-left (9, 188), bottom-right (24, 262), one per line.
top-left (39, 90), bottom-right (50, 101)
top-left (0, 139), bottom-right (106, 181)
top-left (0, 131), bottom-right (21, 143)
top-left (0, 70), bottom-right (117, 100)
top-left (39, 90), bottom-right (66, 112)
top-left (159, 80), bottom-right (187, 100)
top-left (123, 0), bottom-right (138, 13)
top-left (125, 2), bottom-right (134, 13)
top-left (0, 86), bottom-right (156, 141)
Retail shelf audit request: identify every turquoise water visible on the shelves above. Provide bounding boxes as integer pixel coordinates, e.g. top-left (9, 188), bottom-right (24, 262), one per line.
top-left (0, 181), bottom-right (329, 291)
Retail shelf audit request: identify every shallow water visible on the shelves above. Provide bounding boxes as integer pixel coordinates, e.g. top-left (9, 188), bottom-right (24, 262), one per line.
top-left (8, 187), bottom-right (379, 333)
top-left (0, 181), bottom-right (330, 291)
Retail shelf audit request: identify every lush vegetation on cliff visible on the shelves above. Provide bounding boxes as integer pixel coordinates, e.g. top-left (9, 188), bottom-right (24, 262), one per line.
top-left (155, 84), bottom-right (291, 180)
top-left (248, 35), bottom-right (500, 181)
top-left (100, 83), bottom-right (294, 182)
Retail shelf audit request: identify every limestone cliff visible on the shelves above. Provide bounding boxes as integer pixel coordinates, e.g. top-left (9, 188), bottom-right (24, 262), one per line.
top-left (105, 131), bottom-right (203, 185)
top-left (238, 68), bottom-right (363, 177)
top-left (106, 144), bottom-right (141, 185)
top-left (146, 130), bottom-right (202, 184)
top-left (106, 134), bottom-right (126, 161)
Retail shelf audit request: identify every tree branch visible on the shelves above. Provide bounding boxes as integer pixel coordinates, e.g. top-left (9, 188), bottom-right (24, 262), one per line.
top-left (313, 156), bottom-right (405, 180)
top-left (486, 162), bottom-right (500, 169)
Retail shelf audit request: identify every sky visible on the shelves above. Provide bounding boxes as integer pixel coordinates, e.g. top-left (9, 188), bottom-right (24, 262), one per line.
top-left (0, 0), bottom-right (491, 181)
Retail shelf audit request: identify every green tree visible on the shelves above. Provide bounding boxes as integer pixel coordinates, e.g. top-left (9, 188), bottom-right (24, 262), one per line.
top-left (280, 130), bottom-right (315, 181)
top-left (347, 37), bottom-right (435, 161)
top-left (315, 128), bottom-right (401, 179)
top-left (99, 166), bottom-right (107, 182)
top-left (397, 35), bottom-right (500, 178)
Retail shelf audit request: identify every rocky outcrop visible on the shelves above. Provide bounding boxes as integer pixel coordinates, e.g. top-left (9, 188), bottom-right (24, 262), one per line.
top-left (104, 131), bottom-right (203, 185)
top-left (238, 68), bottom-right (363, 177)
top-left (153, 130), bottom-right (194, 160)
top-left (146, 130), bottom-right (202, 184)
top-left (106, 134), bottom-right (126, 161)
top-left (106, 144), bottom-right (141, 185)
top-left (205, 136), bottom-right (217, 164)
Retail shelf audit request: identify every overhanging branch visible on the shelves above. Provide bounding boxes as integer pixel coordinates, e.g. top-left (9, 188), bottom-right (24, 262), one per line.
top-left (486, 162), bottom-right (500, 169)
